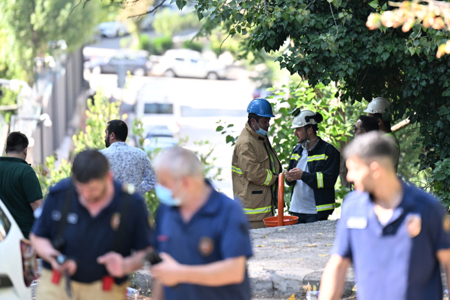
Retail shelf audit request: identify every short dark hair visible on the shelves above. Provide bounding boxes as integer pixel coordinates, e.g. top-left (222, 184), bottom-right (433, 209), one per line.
top-left (247, 113), bottom-right (261, 126)
top-left (344, 131), bottom-right (398, 164)
top-left (373, 113), bottom-right (391, 130)
top-left (358, 115), bottom-right (379, 133)
top-left (72, 150), bottom-right (109, 183)
top-left (106, 120), bottom-right (128, 141)
top-left (6, 132), bottom-right (28, 153)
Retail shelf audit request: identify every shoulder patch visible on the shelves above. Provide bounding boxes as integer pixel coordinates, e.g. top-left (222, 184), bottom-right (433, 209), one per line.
top-left (122, 183), bottom-right (136, 195)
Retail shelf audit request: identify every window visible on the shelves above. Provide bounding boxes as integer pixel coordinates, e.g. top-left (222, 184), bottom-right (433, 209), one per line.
top-left (0, 205), bottom-right (11, 242)
top-left (175, 58), bottom-right (185, 61)
top-left (144, 103), bottom-right (174, 114)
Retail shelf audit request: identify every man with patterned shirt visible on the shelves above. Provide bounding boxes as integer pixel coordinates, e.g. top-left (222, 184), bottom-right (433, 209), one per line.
top-left (100, 120), bottom-right (156, 195)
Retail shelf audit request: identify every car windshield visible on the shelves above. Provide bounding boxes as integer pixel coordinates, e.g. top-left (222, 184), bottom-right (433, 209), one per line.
top-left (144, 103), bottom-right (173, 114)
top-left (0, 204), bottom-right (11, 242)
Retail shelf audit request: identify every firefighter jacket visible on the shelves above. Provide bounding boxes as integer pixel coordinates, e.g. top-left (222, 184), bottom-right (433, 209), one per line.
top-left (286, 138), bottom-right (340, 215)
top-left (232, 122), bottom-right (282, 222)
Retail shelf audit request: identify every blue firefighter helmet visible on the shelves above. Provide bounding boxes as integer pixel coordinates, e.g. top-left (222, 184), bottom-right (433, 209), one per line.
top-left (247, 98), bottom-right (275, 118)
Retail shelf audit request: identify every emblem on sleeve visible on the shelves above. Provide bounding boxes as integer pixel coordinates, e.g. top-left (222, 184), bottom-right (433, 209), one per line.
top-left (110, 213), bottom-right (121, 231)
top-left (198, 237), bottom-right (214, 257)
top-left (406, 214), bottom-right (421, 238)
top-left (443, 215), bottom-right (450, 233)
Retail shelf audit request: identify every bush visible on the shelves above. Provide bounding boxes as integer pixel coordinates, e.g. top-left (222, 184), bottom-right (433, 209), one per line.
top-left (137, 34), bottom-right (151, 52)
top-left (148, 35), bottom-right (174, 55)
top-left (182, 40), bottom-right (203, 53)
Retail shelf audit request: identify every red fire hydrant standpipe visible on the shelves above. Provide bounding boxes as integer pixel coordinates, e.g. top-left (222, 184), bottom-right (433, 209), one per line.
top-left (278, 173), bottom-right (285, 226)
top-left (263, 173), bottom-right (299, 228)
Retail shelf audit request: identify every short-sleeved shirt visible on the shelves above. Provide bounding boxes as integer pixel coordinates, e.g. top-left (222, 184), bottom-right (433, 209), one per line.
top-left (31, 178), bottom-right (153, 284)
top-left (290, 148), bottom-right (316, 214)
top-left (100, 142), bottom-right (156, 195)
top-left (0, 157), bottom-right (43, 238)
top-left (332, 181), bottom-right (450, 300)
top-left (154, 182), bottom-right (253, 300)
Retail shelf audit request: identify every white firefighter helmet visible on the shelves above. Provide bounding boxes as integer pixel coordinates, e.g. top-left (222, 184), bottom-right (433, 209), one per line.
top-left (364, 97), bottom-right (392, 114)
top-left (291, 109), bottom-right (319, 129)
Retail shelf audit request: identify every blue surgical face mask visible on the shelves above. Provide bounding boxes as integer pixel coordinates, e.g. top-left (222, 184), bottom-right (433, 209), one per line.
top-left (253, 122), bottom-right (267, 136)
top-left (155, 183), bottom-right (181, 206)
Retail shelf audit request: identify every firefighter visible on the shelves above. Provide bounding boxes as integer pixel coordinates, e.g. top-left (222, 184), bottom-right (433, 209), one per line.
top-left (232, 98), bottom-right (282, 229)
top-left (364, 97), bottom-right (400, 171)
top-left (285, 109), bottom-right (340, 223)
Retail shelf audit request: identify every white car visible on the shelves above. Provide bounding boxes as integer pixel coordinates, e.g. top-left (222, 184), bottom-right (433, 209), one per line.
top-left (151, 49), bottom-right (227, 80)
top-left (142, 125), bottom-right (178, 152)
top-left (98, 22), bottom-right (128, 38)
top-left (0, 200), bottom-right (37, 300)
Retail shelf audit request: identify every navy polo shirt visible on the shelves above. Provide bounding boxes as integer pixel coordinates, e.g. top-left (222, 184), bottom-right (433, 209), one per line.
top-left (154, 183), bottom-right (253, 300)
top-left (32, 178), bottom-right (153, 284)
top-left (332, 181), bottom-right (450, 300)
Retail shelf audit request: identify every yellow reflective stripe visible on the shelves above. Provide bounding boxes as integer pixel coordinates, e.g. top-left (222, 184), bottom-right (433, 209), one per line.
top-left (291, 153), bottom-right (301, 161)
top-left (316, 203), bottom-right (335, 212)
top-left (232, 166), bottom-right (243, 174)
top-left (262, 169), bottom-right (272, 186)
top-left (243, 206), bottom-right (272, 214)
top-left (316, 172), bottom-right (324, 189)
top-left (268, 151), bottom-right (276, 173)
top-left (308, 154), bottom-right (328, 162)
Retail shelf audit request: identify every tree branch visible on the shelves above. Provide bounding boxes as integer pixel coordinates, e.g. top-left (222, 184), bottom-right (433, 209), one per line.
top-left (392, 118), bottom-right (411, 132)
top-left (329, 3), bottom-right (339, 36)
top-left (128, 0), bottom-right (168, 19)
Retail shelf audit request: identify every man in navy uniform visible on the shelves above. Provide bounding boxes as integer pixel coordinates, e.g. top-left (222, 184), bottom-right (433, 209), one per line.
top-left (150, 146), bottom-right (253, 300)
top-left (30, 150), bottom-right (152, 300)
top-left (319, 132), bottom-right (450, 300)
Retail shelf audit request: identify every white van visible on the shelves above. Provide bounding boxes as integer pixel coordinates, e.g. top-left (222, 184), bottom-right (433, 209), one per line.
top-left (0, 200), bottom-right (37, 300)
top-left (135, 81), bottom-right (181, 136)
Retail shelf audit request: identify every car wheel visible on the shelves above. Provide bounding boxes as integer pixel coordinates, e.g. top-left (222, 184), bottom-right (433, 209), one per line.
top-left (133, 68), bottom-right (145, 76)
top-left (92, 66), bottom-right (101, 75)
top-left (206, 72), bottom-right (219, 80)
top-left (164, 69), bottom-right (176, 78)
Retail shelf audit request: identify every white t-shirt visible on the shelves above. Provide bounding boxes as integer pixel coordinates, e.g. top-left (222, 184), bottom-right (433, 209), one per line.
top-left (290, 148), bottom-right (317, 214)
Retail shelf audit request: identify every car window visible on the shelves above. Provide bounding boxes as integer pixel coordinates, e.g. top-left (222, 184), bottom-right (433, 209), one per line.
top-left (175, 58), bottom-right (184, 62)
top-left (0, 205), bottom-right (11, 242)
top-left (144, 103), bottom-right (174, 114)
top-left (191, 59), bottom-right (198, 63)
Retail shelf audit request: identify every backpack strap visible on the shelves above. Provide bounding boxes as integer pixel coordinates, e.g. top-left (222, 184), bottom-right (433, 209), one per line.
top-left (110, 183), bottom-right (135, 254)
top-left (52, 182), bottom-right (74, 251)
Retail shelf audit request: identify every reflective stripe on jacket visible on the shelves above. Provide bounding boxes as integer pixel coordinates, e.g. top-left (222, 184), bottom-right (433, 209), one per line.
top-left (232, 123), bottom-right (282, 222)
top-left (286, 138), bottom-right (340, 215)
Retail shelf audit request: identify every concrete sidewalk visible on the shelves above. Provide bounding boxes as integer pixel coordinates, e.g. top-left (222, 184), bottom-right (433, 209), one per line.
top-left (132, 221), bottom-right (356, 299)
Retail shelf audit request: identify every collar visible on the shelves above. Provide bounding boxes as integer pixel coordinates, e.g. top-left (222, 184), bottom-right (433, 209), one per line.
top-left (170, 180), bottom-right (221, 216)
top-left (0, 156), bottom-right (29, 165)
top-left (245, 122), bottom-right (267, 141)
top-left (364, 180), bottom-right (415, 225)
top-left (109, 141), bottom-right (127, 148)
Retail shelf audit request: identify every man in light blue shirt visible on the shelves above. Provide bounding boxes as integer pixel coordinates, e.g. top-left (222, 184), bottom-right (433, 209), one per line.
top-left (100, 120), bottom-right (156, 195)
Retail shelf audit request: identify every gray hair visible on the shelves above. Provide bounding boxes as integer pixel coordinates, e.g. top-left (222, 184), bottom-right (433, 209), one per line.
top-left (344, 131), bottom-right (398, 165)
top-left (154, 146), bottom-right (204, 178)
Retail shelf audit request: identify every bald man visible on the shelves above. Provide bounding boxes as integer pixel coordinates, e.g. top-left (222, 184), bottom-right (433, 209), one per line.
top-left (150, 146), bottom-right (253, 300)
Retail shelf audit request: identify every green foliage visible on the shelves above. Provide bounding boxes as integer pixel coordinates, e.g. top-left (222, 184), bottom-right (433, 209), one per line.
top-left (429, 158), bottom-right (450, 207)
top-left (73, 93), bottom-right (121, 153)
top-left (194, 0), bottom-right (450, 197)
top-left (182, 40), bottom-right (204, 52)
top-left (147, 36), bottom-right (174, 55)
top-left (153, 9), bottom-right (202, 37)
top-left (0, 88), bottom-right (18, 123)
top-left (0, 0), bottom-right (108, 84)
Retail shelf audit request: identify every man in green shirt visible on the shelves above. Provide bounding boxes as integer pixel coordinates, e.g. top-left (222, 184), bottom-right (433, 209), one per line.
top-left (0, 132), bottom-right (43, 238)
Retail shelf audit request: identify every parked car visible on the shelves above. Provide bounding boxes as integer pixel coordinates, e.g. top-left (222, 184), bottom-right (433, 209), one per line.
top-left (142, 125), bottom-right (178, 152)
top-left (0, 200), bottom-right (37, 300)
top-left (97, 21), bottom-right (128, 38)
top-left (135, 81), bottom-right (181, 135)
top-left (150, 49), bottom-right (227, 80)
top-left (88, 54), bottom-right (152, 76)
